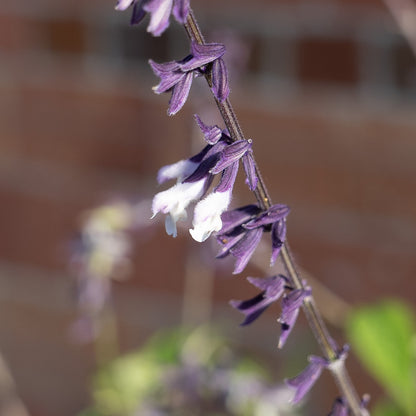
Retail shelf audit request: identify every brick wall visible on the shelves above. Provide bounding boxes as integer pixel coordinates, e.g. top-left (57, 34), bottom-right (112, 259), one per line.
top-left (0, 1), bottom-right (415, 415)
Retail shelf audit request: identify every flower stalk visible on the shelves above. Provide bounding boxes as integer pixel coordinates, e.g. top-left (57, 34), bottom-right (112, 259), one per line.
top-left (183, 8), bottom-right (367, 416)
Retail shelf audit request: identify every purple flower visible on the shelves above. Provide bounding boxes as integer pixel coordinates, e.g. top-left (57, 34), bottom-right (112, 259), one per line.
top-left (278, 287), bottom-right (311, 348)
top-left (286, 355), bottom-right (329, 404)
top-left (194, 114), bottom-right (222, 145)
top-left (216, 204), bottom-right (290, 274)
top-left (115, 0), bottom-right (190, 36)
top-left (149, 42), bottom-right (228, 115)
top-left (230, 275), bottom-right (287, 325)
top-left (328, 398), bottom-right (348, 416)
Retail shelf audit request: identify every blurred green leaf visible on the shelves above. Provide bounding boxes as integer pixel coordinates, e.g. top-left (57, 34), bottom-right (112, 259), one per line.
top-left (346, 300), bottom-right (416, 415)
top-left (373, 399), bottom-right (403, 416)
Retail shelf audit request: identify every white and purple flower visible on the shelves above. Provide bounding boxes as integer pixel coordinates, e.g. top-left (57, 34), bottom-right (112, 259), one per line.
top-left (152, 116), bottom-right (253, 240)
top-left (115, 0), bottom-right (190, 36)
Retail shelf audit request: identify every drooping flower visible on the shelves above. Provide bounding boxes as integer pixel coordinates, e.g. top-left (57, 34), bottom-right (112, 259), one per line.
top-left (149, 41), bottom-right (228, 114)
top-left (328, 398), bottom-right (348, 416)
top-left (115, 0), bottom-right (190, 37)
top-left (278, 287), bottom-right (311, 348)
top-left (216, 203), bottom-right (290, 274)
top-left (286, 355), bottom-right (329, 404)
top-left (152, 179), bottom-right (208, 237)
top-left (190, 189), bottom-right (232, 242)
top-left (230, 275), bottom-right (287, 325)
top-left (152, 116), bottom-right (251, 239)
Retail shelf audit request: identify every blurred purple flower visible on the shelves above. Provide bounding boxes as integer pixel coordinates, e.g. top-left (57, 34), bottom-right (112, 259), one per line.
top-left (328, 398), bottom-right (348, 416)
top-left (286, 355), bottom-right (329, 404)
top-left (149, 42), bottom-right (228, 114)
top-left (230, 275), bottom-right (287, 325)
top-left (115, 0), bottom-right (190, 36)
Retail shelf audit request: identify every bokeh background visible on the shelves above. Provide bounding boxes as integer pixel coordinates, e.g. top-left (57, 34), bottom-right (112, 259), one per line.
top-left (0, 0), bottom-right (415, 415)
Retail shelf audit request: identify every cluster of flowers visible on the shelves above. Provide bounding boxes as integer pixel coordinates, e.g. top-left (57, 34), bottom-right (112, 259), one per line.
top-left (116, 2), bottom-right (369, 414)
top-left (70, 201), bottom-right (134, 342)
top-left (152, 114), bottom-right (289, 273)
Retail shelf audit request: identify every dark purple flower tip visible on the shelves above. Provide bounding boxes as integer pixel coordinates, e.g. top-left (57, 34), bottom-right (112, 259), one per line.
top-left (214, 161), bottom-right (239, 193)
top-left (131, 1), bottom-right (146, 24)
top-left (280, 288), bottom-right (311, 322)
top-left (211, 57), bottom-right (230, 102)
top-left (172, 0), bottom-right (190, 23)
top-left (328, 398), bottom-right (348, 416)
top-left (270, 219), bottom-right (287, 265)
top-left (168, 71), bottom-right (193, 115)
top-left (180, 42), bottom-right (226, 72)
top-left (278, 288), bottom-right (311, 348)
top-left (242, 151), bottom-right (258, 191)
top-left (230, 275), bottom-right (286, 326)
top-left (244, 204), bottom-right (290, 229)
top-left (211, 140), bottom-right (251, 174)
top-left (231, 227), bottom-right (263, 274)
top-left (218, 204), bottom-right (261, 235)
top-left (194, 114), bottom-right (222, 145)
top-left (286, 355), bottom-right (328, 404)
top-left (184, 141), bottom-right (227, 183)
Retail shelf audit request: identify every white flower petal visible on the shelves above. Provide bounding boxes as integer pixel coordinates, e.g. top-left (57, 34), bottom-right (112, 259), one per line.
top-left (115, 0), bottom-right (134, 11)
top-left (190, 190), bottom-right (231, 242)
top-left (152, 179), bottom-right (206, 236)
top-left (157, 159), bottom-right (198, 184)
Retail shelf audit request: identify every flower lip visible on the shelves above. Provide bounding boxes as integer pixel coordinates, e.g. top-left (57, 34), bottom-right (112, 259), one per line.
top-left (189, 189), bottom-right (232, 242)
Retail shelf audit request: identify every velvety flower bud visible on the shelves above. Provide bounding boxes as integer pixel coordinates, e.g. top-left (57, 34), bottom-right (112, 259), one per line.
top-left (194, 114), bottom-right (222, 145)
top-left (211, 57), bottom-right (230, 102)
top-left (271, 218), bottom-right (287, 265)
top-left (180, 42), bottom-right (226, 72)
top-left (168, 71), bottom-right (193, 115)
top-left (211, 140), bottom-right (251, 174)
top-left (214, 161), bottom-right (239, 193)
top-left (217, 226), bottom-right (263, 274)
top-left (244, 204), bottom-right (290, 229)
top-left (149, 42), bottom-right (227, 115)
top-left (286, 355), bottom-right (329, 404)
top-left (242, 150), bottom-right (258, 191)
top-left (278, 288), bottom-right (311, 348)
top-left (230, 275), bottom-right (286, 325)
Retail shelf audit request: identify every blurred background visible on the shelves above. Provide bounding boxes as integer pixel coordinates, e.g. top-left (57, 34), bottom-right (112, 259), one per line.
top-left (0, 0), bottom-right (415, 415)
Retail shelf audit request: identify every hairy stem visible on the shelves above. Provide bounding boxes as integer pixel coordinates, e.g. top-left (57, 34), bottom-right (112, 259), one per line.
top-left (184, 8), bottom-right (367, 416)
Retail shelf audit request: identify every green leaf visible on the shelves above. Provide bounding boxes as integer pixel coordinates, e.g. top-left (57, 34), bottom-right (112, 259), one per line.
top-left (373, 399), bottom-right (404, 416)
top-left (346, 300), bottom-right (416, 415)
